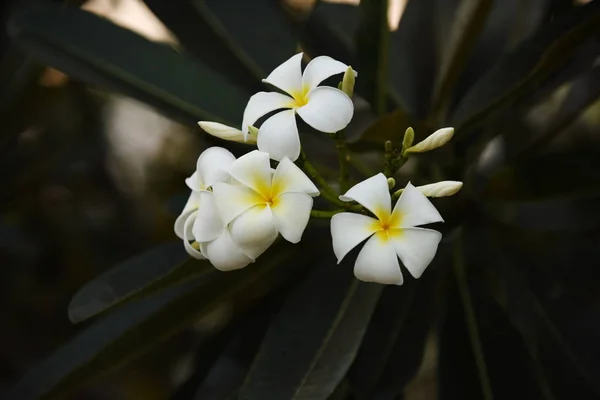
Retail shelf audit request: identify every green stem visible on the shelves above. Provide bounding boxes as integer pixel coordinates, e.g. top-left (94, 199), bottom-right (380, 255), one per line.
top-left (298, 149), bottom-right (347, 208)
top-left (335, 131), bottom-right (350, 193)
top-left (310, 209), bottom-right (345, 219)
top-left (454, 231), bottom-right (494, 400)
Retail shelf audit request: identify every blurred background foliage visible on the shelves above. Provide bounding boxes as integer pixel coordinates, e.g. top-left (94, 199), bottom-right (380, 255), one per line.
top-left (0, 0), bottom-right (599, 399)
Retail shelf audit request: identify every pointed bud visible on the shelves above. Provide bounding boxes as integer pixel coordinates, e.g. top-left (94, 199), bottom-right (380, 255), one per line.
top-left (416, 181), bottom-right (463, 197)
top-left (198, 121), bottom-right (257, 144)
top-left (387, 177), bottom-right (396, 189)
top-left (341, 66), bottom-right (357, 97)
top-left (405, 127), bottom-right (454, 154)
top-left (402, 127), bottom-right (414, 150)
top-left (384, 140), bottom-right (393, 152)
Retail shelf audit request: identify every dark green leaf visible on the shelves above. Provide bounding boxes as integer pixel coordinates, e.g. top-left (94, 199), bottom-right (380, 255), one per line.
top-left (430, 0), bottom-right (493, 121)
top-left (8, 5), bottom-right (250, 126)
top-left (451, 0), bottom-right (600, 135)
top-left (143, 0), bottom-right (296, 94)
top-left (355, 0), bottom-right (389, 115)
top-left (5, 245), bottom-right (298, 400)
top-left (348, 273), bottom-right (436, 399)
top-left (389, 0), bottom-right (438, 117)
top-left (239, 256), bottom-right (382, 400)
top-left (68, 242), bottom-right (212, 324)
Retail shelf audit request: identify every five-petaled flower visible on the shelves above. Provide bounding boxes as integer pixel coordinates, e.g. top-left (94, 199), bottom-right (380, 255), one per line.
top-left (212, 150), bottom-right (320, 258)
top-left (330, 173), bottom-right (444, 285)
top-left (242, 53), bottom-right (355, 162)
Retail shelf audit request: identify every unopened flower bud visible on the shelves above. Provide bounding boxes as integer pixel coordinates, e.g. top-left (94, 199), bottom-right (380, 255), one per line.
top-left (387, 177), bottom-right (396, 189)
top-left (341, 66), bottom-right (357, 97)
top-left (198, 121), bottom-right (257, 144)
top-left (402, 127), bottom-right (414, 150)
top-left (416, 181), bottom-right (463, 197)
top-left (405, 127), bottom-right (454, 154)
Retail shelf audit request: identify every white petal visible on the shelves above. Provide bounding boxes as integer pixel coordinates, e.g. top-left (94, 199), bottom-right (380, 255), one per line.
top-left (330, 212), bottom-right (379, 263)
top-left (205, 229), bottom-right (253, 271)
top-left (271, 192), bottom-right (313, 243)
top-left (185, 171), bottom-right (202, 191)
top-left (391, 227), bottom-right (441, 278)
top-left (183, 211), bottom-right (206, 260)
top-left (354, 234), bottom-right (403, 285)
top-left (196, 147), bottom-right (237, 188)
top-left (198, 121), bottom-right (256, 144)
top-left (174, 192), bottom-right (199, 239)
top-left (302, 56), bottom-right (353, 91)
top-left (192, 191), bottom-right (224, 243)
top-left (405, 127), bottom-right (454, 153)
top-left (227, 150), bottom-right (272, 197)
top-left (262, 52), bottom-right (304, 97)
top-left (416, 181), bottom-right (463, 198)
top-left (229, 205), bottom-right (278, 259)
top-left (296, 87), bottom-right (353, 133)
top-left (271, 157), bottom-right (319, 196)
top-left (257, 109), bottom-right (301, 162)
top-left (339, 173), bottom-right (391, 220)
top-left (212, 183), bottom-right (265, 225)
top-left (242, 92), bottom-right (293, 135)
top-left (392, 182), bottom-right (444, 228)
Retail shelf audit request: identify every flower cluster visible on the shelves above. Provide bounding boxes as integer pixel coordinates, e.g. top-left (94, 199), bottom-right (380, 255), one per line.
top-left (175, 52), bottom-right (462, 285)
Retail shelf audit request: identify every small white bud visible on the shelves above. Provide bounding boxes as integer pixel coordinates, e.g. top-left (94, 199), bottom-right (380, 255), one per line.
top-left (198, 121), bottom-right (257, 144)
top-left (405, 127), bottom-right (454, 154)
top-left (416, 181), bottom-right (463, 197)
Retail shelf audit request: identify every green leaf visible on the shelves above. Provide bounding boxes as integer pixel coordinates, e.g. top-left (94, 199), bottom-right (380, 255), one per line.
top-left (8, 5), bottom-right (250, 126)
top-left (68, 242), bottom-right (211, 324)
top-left (5, 244), bottom-right (300, 400)
top-left (430, 0), bottom-right (493, 121)
top-left (143, 0), bottom-right (296, 94)
top-left (355, 0), bottom-right (389, 115)
top-left (239, 256), bottom-right (382, 400)
top-left (348, 108), bottom-right (428, 152)
top-left (389, 0), bottom-right (438, 117)
top-left (451, 0), bottom-right (600, 135)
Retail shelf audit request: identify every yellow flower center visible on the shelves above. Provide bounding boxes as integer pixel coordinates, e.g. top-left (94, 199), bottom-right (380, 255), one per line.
top-left (371, 210), bottom-right (403, 242)
top-left (290, 85), bottom-right (311, 108)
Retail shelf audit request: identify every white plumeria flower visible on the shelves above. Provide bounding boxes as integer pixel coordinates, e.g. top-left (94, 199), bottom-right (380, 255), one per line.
top-left (174, 147), bottom-right (253, 271)
top-left (331, 173), bottom-right (444, 285)
top-left (242, 53), bottom-right (356, 162)
top-left (212, 150), bottom-right (320, 258)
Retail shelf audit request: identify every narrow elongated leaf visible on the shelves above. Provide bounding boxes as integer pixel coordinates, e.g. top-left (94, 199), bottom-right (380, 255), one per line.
top-left (68, 241), bottom-right (212, 323)
top-left (239, 256), bottom-right (382, 400)
top-left (143, 0), bottom-right (296, 93)
top-left (8, 5), bottom-right (250, 126)
top-left (451, 0), bottom-right (600, 135)
top-left (389, 0), bottom-right (437, 117)
top-left (5, 244), bottom-right (301, 400)
top-left (430, 0), bottom-right (493, 121)
top-left (356, 0), bottom-right (389, 115)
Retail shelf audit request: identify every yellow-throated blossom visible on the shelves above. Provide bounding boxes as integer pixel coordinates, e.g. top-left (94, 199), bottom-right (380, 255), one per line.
top-left (174, 147), bottom-right (254, 271)
top-left (330, 173), bottom-right (444, 285)
top-left (242, 53), bottom-right (356, 161)
top-left (212, 150), bottom-right (319, 258)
